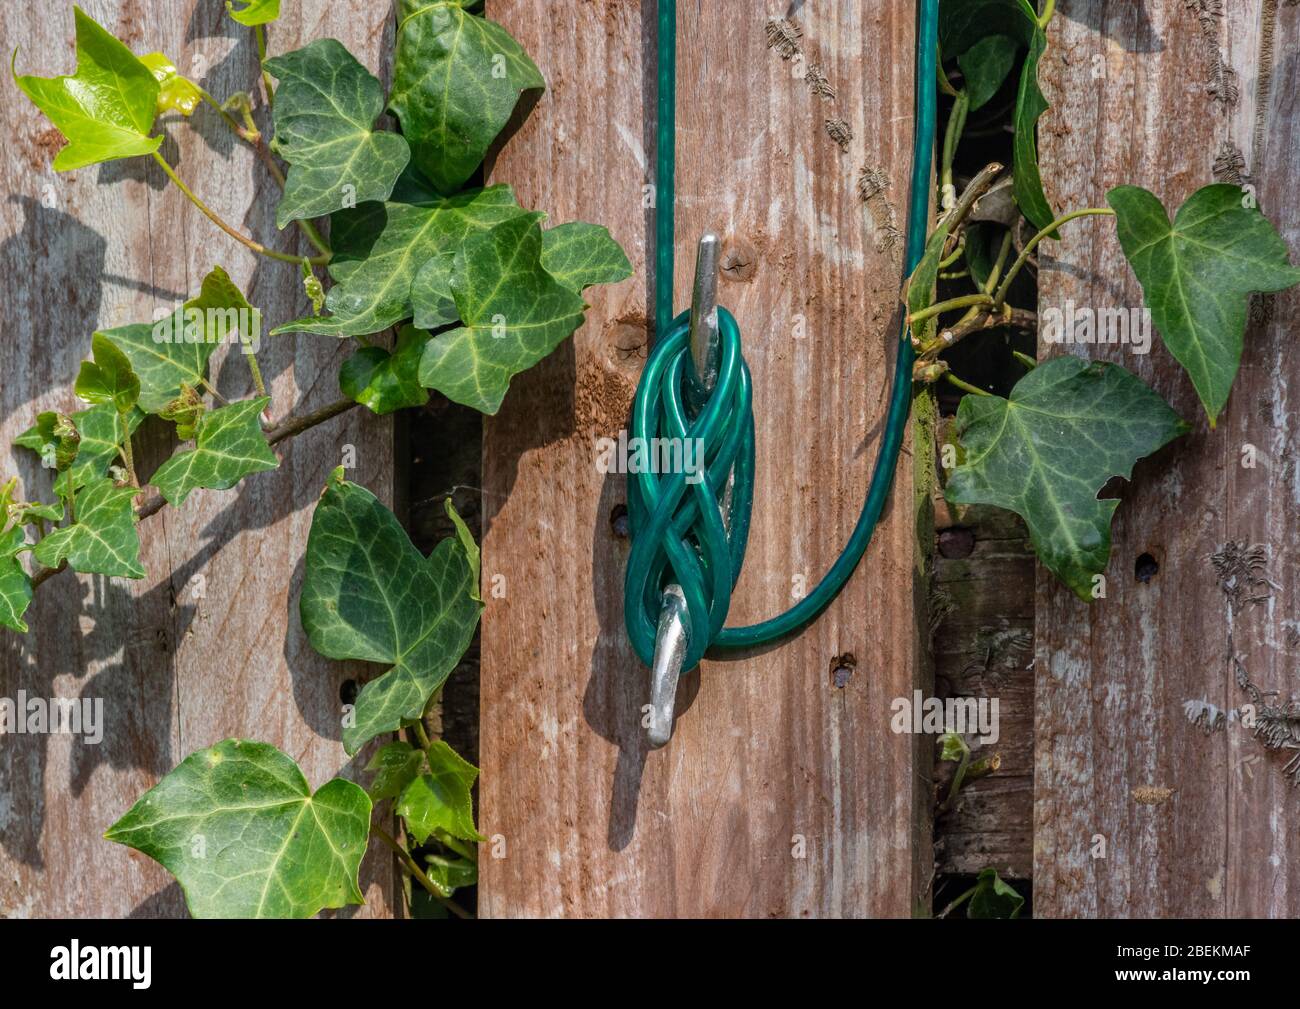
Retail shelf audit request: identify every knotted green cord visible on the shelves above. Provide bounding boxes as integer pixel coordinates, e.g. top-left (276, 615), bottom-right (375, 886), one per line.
top-left (625, 0), bottom-right (938, 670)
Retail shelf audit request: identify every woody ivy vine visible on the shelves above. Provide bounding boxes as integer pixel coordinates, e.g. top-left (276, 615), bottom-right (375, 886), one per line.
top-left (3, 0), bottom-right (630, 918)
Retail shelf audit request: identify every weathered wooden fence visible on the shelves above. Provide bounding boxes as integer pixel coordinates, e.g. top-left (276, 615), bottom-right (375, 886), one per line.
top-left (0, 1), bottom-right (395, 917)
top-left (1035, 0), bottom-right (1300, 918)
top-left (478, 0), bottom-right (931, 917)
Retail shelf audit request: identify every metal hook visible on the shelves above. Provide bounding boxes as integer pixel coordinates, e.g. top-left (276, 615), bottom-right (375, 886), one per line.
top-left (647, 232), bottom-right (721, 749)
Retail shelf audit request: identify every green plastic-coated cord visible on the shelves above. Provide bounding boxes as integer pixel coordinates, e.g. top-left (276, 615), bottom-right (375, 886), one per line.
top-left (626, 0), bottom-right (938, 670)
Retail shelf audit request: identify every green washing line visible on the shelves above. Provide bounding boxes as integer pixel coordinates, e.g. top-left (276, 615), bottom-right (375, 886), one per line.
top-left (625, 0), bottom-right (939, 671)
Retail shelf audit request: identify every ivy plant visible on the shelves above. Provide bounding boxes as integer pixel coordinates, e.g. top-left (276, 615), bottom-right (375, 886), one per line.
top-left (915, 0), bottom-right (1300, 602)
top-left (7, 1), bottom-right (630, 918)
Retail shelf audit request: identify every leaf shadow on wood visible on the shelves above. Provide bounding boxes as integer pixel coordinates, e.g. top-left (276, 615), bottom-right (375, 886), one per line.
top-left (1057, 0), bottom-right (1162, 53)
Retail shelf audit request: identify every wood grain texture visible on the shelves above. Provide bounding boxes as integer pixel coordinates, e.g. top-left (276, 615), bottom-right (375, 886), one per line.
top-left (933, 504), bottom-right (1033, 881)
top-left (0, 0), bottom-right (396, 918)
top-left (479, 1), bottom-right (929, 917)
top-left (1035, 0), bottom-right (1300, 917)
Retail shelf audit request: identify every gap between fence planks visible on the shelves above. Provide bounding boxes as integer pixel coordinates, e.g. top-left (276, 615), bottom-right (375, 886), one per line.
top-left (478, 1), bottom-right (932, 917)
top-left (1036, 0), bottom-right (1300, 917)
top-left (0, 0), bottom-right (395, 918)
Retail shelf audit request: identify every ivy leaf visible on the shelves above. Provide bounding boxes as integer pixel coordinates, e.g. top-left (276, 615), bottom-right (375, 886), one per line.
top-left (15, 411), bottom-right (81, 474)
top-left (101, 266), bottom-right (254, 413)
top-left (273, 183), bottom-right (529, 338)
top-left (33, 477), bottom-right (143, 579)
top-left (339, 326), bottom-right (434, 415)
top-left (76, 333), bottom-right (141, 415)
top-left (541, 222), bottom-right (633, 293)
top-left (410, 251), bottom-right (458, 329)
top-left (263, 40), bottom-right (411, 229)
top-left (388, 0), bottom-right (544, 195)
top-left (422, 852), bottom-right (476, 897)
top-left (940, 0), bottom-right (1053, 231)
top-left (140, 53), bottom-right (201, 117)
top-left (226, 0), bottom-right (280, 27)
top-left (904, 216), bottom-right (954, 347)
top-left (105, 738), bottom-right (371, 919)
top-left (300, 476), bottom-right (481, 755)
top-left (945, 356), bottom-right (1188, 600)
top-left (0, 526), bottom-right (33, 634)
top-left (417, 214), bottom-right (588, 414)
top-left (443, 497), bottom-right (480, 603)
top-left (958, 35), bottom-right (1017, 111)
top-left (12, 7), bottom-right (161, 170)
top-left (395, 741), bottom-right (485, 844)
top-left (967, 868), bottom-right (1025, 918)
top-left (148, 398), bottom-right (278, 507)
top-left (1109, 184), bottom-right (1300, 425)
top-left (365, 741), bottom-right (425, 801)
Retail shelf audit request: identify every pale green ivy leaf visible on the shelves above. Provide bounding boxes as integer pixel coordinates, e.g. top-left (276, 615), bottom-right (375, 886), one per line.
top-left (34, 477), bottom-right (144, 579)
top-left (105, 738), bottom-right (371, 919)
top-left (0, 526), bottom-right (33, 633)
top-left (339, 325), bottom-right (434, 415)
top-left (422, 852), bottom-right (476, 897)
top-left (300, 477), bottom-right (481, 755)
top-left (149, 397), bottom-right (278, 507)
top-left (444, 498), bottom-right (480, 603)
top-left (388, 0), bottom-right (544, 194)
top-left (946, 356), bottom-right (1188, 600)
top-left (12, 6), bottom-right (161, 170)
top-left (417, 214), bottom-right (588, 414)
top-left (140, 52), bottom-right (201, 117)
top-left (76, 332), bottom-right (141, 415)
top-left (541, 222), bottom-right (633, 293)
top-left (396, 740), bottom-right (485, 844)
top-left (226, 0), bottom-right (281, 27)
top-left (264, 39), bottom-right (411, 229)
top-left (1109, 184), bottom-right (1300, 426)
top-left (274, 183), bottom-right (529, 338)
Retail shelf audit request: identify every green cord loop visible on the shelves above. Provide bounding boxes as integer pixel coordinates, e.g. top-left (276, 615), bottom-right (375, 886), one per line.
top-left (625, 0), bottom-right (938, 669)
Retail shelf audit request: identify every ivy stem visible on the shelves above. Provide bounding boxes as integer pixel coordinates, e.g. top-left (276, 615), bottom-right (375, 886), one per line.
top-left (195, 85), bottom-right (252, 141)
top-left (255, 25), bottom-right (275, 109)
top-left (910, 292), bottom-right (993, 326)
top-left (943, 372), bottom-right (993, 398)
top-left (150, 151), bottom-right (328, 266)
top-left (244, 349), bottom-right (267, 399)
top-left (371, 824), bottom-right (472, 919)
top-left (937, 883), bottom-right (979, 919)
top-left (412, 719), bottom-right (433, 753)
top-left (119, 427), bottom-right (139, 488)
top-left (28, 397), bottom-right (363, 588)
top-left (936, 56), bottom-right (959, 98)
top-left (992, 207), bottom-right (1114, 306)
top-left (1038, 0), bottom-right (1057, 28)
top-left (940, 90), bottom-right (969, 208)
top-left (439, 834), bottom-right (479, 864)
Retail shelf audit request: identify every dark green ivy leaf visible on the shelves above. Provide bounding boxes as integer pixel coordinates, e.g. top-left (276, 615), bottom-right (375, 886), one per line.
top-left (339, 325), bottom-right (435, 415)
top-left (940, 0), bottom-right (1054, 231)
top-left (388, 0), bottom-right (544, 195)
top-left (300, 476), bottom-right (481, 755)
top-left (946, 356), bottom-right (1188, 600)
top-left (417, 213), bottom-right (588, 414)
top-left (148, 397), bottom-right (278, 506)
top-left (967, 867), bottom-right (1025, 918)
top-left (396, 740), bottom-right (486, 844)
top-left (12, 6), bottom-right (161, 170)
top-left (106, 738), bottom-right (371, 919)
top-left (365, 740), bottom-right (425, 801)
top-left (541, 222), bottom-right (633, 293)
top-left (33, 477), bottom-right (143, 579)
top-left (274, 183), bottom-right (529, 338)
top-left (264, 40), bottom-right (411, 229)
top-left (958, 34), bottom-right (1018, 111)
top-left (1109, 183), bottom-right (1300, 426)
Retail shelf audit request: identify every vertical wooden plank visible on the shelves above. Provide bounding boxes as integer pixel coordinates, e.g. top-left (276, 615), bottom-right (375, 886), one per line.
top-left (1035, 0), bottom-right (1300, 917)
top-left (479, 1), bottom-right (928, 917)
top-left (0, 0), bottom-right (396, 917)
